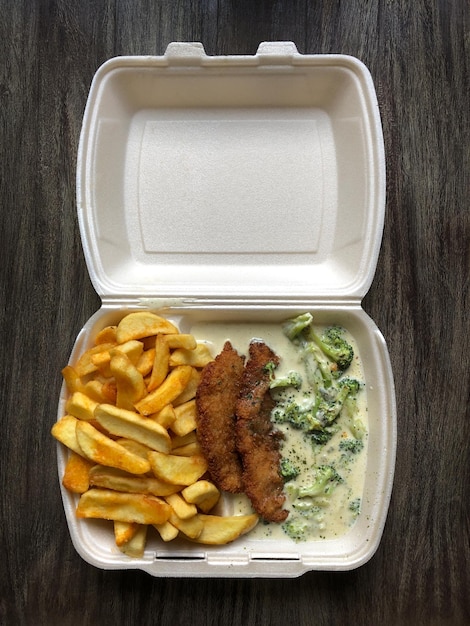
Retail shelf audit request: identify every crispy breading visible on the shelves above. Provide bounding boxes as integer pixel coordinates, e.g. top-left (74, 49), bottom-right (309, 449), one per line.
top-left (195, 341), bottom-right (245, 493)
top-left (236, 341), bottom-right (288, 523)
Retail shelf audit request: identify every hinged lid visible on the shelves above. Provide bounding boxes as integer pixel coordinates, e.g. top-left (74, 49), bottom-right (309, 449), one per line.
top-left (76, 42), bottom-right (385, 302)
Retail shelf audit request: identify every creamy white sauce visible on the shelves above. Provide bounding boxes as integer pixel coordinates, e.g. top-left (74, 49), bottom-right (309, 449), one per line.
top-left (191, 320), bottom-right (368, 542)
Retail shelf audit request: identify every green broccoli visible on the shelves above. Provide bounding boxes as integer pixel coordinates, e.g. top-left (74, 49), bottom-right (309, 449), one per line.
top-left (272, 401), bottom-right (323, 432)
top-left (297, 465), bottom-right (343, 498)
top-left (269, 370), bottom-right (303, 390)
top-left (282, 517), bottom-right (310, 542)
top-left (349, 498), bottom-right (361, 517)
top-left (339, 438), bottom-right (364, 455)
top-left (279, 458), bottom-right (300, 482)
top-left (282, 315), bottom-right (355, 394)
top-left (282, 312), bottom-right (313, 342)
top-left (309, 325), bottom-right (354, 372)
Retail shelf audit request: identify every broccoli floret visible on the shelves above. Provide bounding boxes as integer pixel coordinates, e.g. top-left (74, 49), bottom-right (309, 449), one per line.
top-left (282, 312), bottom-right (313, 342)
top-left (314, 378), bottom-right (362, 427)
top-left (309, 427), bottom-right (337, 447)
top-left (272, 401), bottom-right (323, 432)
top-left (349, 498), bottom-right (361, 517)
top-left (309, 326), bottom-right (354, 372)
top-left (297, 465), bottom-right (343, 498)
top-left (339, 438), bottom-right (364, 455)
top-left (282, 517), bottom-right (310, 542)
top-left (269, 370), bottom-right (303, 390)
top-left (279, 458), bottom-right (300, 482)
top-left (283, 315), bottom-right (355, 392)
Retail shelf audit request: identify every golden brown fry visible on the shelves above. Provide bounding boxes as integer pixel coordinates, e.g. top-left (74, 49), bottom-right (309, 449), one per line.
top-left (75, 420), bottom-right (150, 474)
top-left (61, 365), bottom-right (87, 395)
top-left (153, 520), bottom-right (179, 542)
top-left (136, 348), bottom-right (155, 377)
top-left (151, 404), bottom-right (176, 429)
top-left (76, 489), bottom-right (171, 525)
top-left (89, 465), bottom-right (182, 497)
top-left (165, 493), bottom-right (197, 519)
top-left (66, 391), bottom-right (99, 422)
top-left (147, 334), bottom-right (170, 392)
top-left (135, 365), bottom-right (193, 416)
top-left (118, 524), bottom-right (148, 558)
top-left (114, 520), bottom-right (139, 547)
top-left (115, 437), bottom-right (153, 460)
top-left (148, 450), bottom-right (208, 486)
top-left (168, 344), bottom-right (213, 368)
top-left (110, 352), bottom-right (147, 411)
top-left (171, 400), bottom-right (197, 437)
top-left (115, 311), bottom-right (178, 343)
top-left (74, 342), bottom-right (116, 377)
top-left (62, 452), bottom-right (94, 494)
top-left (181, 481), bottom-right (220, 513)
top-left (164, 334), bottom-right (198, 350)
top-left (169, 511), bottom-right (203, 539)
top-left (51, 415), bottom-right (84, 456)
top-left (94, 404), bottom-right (171, 453)
top-left (95, 325), bottom-right (118, 345)
top-left (188, 514), bottom-right (259, 545)
top-left (172, 368), bottom-right (201, 406)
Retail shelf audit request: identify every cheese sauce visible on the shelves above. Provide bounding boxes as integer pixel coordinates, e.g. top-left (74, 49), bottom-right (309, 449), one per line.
top-left (191, 320), bottom-right (368, 542)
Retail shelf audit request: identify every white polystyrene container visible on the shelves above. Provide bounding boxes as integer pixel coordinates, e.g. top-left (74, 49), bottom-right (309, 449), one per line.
top-left (56, 42), bottom-right (396, 577)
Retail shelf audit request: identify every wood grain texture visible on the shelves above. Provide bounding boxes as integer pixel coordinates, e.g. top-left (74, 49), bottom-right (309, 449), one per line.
top-left (1, 0), bottom-right (469, 624)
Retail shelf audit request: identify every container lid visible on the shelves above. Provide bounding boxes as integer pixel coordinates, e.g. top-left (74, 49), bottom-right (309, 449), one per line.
top-left (77, 42), bottom-right (386, 302)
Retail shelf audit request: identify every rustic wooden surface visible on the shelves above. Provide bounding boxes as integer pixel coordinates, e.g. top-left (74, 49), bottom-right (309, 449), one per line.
top-left (1, 1), bottom-right (469, 624)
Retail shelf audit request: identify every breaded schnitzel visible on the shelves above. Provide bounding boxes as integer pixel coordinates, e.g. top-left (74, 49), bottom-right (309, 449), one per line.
top-left (236, 341), bottom-right (288, 523)
top-left (195, 341), bottom-right (245, 493)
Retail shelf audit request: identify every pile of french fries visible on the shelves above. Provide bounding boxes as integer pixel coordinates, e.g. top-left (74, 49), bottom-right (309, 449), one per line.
top-left (52, 311), bottom-right (258, 557)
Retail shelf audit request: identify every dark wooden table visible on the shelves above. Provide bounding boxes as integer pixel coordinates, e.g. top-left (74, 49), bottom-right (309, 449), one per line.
top-left (1, 1), bottom-right (469, 624)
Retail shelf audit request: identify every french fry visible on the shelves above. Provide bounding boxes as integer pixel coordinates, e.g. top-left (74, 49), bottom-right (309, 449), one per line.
top-left (168, 344), bottom-right (213, 368)
top-left (136, 348), bottom-right (155, 377)
top-left (151, 404), bottom-right (176, 429)
top-left (148, 450), bottom-right (208, 486)
top-left (110, 352), bottom-right (147, 411)
top-left (171, 442), bottom-right (202, 457)
top-left (153, 520), bottom-right (179, 542)
top-left (165, 493), bottom-right (197, 519)
top-left (74, 342), bottom-right (116, 377)
top-left (89, 465), bottom-right (182, 497)
top-left (75, 420), bottom-right (150, 474)
top-left (92, 340), bottom-right (144, 378)
top-left (62, 451), bottom-right (94, 494)
top-left (181, 480), bottom-right (220, 513)
top-left (164, 334), bottom-right (198, 350)
top-left (66, 391), bottom-right (98, 422)
top-left (61, 365), bottom-right (87, 395)
top-left (188, 514), bottom-right (259, 545)
top-left (114, 520), bottom-right (139, 547)
top-left (171, 399), bottom-right (197, 437)
top-left (115, 311), bottom-right (178, 343)
top-left (51, 415), bottom-right (84, 456)
top-left (115, 437), bottom-right (153, 460)
top-left (172, 367), bottom-right (201, 406)
top-left (135, 365), bottom-right (193, 416)
top-left (169, 511), bottom-right (204, 539)
top-left (118, 524), bottom-right (148, 558)
top-left (95, 325), bottom-right (118, 344)
top-left (94, 404), bottom-right (171, 453)
top-left (83, 380), bottom-right (110, 403)
top-left (76, 489), bottom-right (171, 525)
top-left (147, 334), bottom-right (170, 392)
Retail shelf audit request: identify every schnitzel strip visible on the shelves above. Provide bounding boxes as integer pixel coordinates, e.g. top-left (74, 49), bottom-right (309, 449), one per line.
top-left (236, 341), bottom-right (288, 523)
top-left (195, 341), bottom-right (245, 493)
